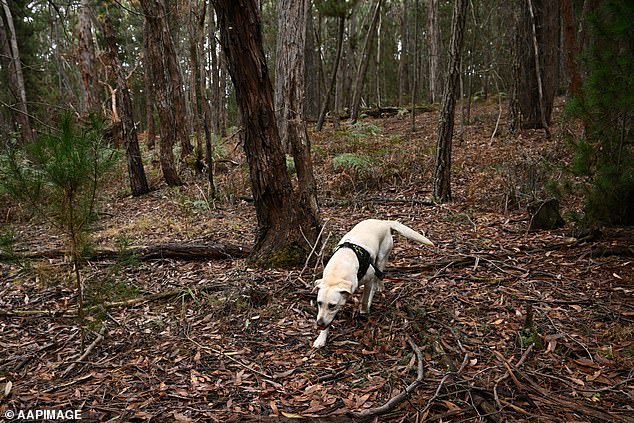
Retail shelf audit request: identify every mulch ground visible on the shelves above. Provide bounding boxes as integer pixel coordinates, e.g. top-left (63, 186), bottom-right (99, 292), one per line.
top-left (1, 101), bottom-right (633, 422)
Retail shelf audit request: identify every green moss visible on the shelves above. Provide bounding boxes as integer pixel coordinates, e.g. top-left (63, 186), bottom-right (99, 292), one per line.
top-left (252, 241), bottom-right (308, 268)
top-left (518, 326), bottom-right (543, 349)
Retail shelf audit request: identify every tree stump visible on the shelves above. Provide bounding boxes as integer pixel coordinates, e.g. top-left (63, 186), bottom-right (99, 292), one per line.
top-left (528, 198), bottom-right (565, 230)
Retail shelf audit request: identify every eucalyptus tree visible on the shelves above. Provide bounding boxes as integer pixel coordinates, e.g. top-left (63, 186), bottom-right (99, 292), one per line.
top-left (211, 0), bottom-right (321, 266)
top-left (433, 0), bottom-right (468, 202)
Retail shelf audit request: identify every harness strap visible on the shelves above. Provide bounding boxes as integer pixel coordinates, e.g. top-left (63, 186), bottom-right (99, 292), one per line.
top-left (334, 241), bottom-right (384, 281)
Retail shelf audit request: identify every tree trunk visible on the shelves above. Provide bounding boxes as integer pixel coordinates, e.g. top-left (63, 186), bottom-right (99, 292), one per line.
top-left (198, 3), bottom-right (215, 192)
top-left (561, 0), bottom-right (582, 97)
top-left (77, 0), bottom-right (97, 115)
top-left (188, 1), bottom-right (205, 171)
top-left (142, 17), bottom-right (156, 149)
top-left (350, 0), bottom-right (383, 123)
top-left (427, 0), bottom-right (441, 103)
top-left (304, 3), bottom-right (320, 121)
top-left (140, 1), bottom-right (183, 186)
top-left (410, 0), bottom-right (419, 132)
top-left (0, 0), bottom-right (31, 143)
top-left (102, 16), bottom-right (150, 197)
top-left (397, 0), bottom-right (409, 107)
top-left (211, 0), bottom-right (319, 266)
top-left (513, 0), bottom-right (560, 129)
top-left (208, 6), bottom-right (226, 137)
top-left (432, 0), bottom-right (468, 203)
top-left (316, 16), bottom-right (345, 132)
top-left (275, 0), bottom-right (321, 237)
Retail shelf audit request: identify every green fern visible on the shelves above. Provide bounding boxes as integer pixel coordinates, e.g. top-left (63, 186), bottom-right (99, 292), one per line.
top-left (332, 153), bottom-right (374, 176)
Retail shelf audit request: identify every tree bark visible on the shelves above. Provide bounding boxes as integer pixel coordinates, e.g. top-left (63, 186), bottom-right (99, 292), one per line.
top-left (188, 1), bottom-right (205, 171)
top-left (208, 6), bottom-right (226, 137)
top-left (561, 0), bottom-right (582, 97)
top-left (77, 0), bottom-right (97, 116)
top-left (513, 0), bottom-right (560, 129)
top-left (142, 17), bottom-right (156, 149)
top-left (397, 0), bottom-right (409, 107)
top-left (0, 0), bottom-right (32, 143)
top-left (102, 16), bottom-right (150, 197)
top-left (432, 0), bottom-right (468, 202)
top-left (140, 0), bottom-right (183, 186)
top-left (211, 0), bottom-right (319, 265)
top-left (350, 0), bottom-right (382, 123)
top-left (275, 0), bottom-right (321, 238)
top-left (427, 0), bottom-right (442, 103)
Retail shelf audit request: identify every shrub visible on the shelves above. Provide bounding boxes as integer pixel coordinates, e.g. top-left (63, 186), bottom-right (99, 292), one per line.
top-left (0, 114), bottom-right (117, 315)
top-left (565, 1), bottom-right (634, 225)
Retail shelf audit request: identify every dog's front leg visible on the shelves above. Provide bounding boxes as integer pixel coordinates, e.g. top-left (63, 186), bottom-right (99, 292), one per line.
top-left (313, 328), bottom-right (329, 348)
top-left (360, 279), bottom-right (376, 314)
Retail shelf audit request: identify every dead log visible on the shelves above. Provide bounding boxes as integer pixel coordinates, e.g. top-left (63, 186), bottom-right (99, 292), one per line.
top-left (135, 243), bottom-right (250, 260)
top-left (0, 242), bottom-right (250, 262)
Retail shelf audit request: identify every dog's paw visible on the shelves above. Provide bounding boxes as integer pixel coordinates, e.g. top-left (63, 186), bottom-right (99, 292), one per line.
top-left (313, 331), bottom-right (328, 348)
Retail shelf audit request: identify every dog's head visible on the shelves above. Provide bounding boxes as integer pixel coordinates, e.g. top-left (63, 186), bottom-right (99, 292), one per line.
top-left (314, 278), bottom-right (353, 330)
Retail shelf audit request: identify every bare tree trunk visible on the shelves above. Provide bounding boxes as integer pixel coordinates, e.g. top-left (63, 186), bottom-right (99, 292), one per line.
top-left (398, 0), bottom-right (409, 107)
top-left (77, 0), bottom-right (97, 115)
top-left (211, 0), bottom-right (319, 265)
top-left (140, 1), bottom-right (183, 186)
top-left (142, 31), bottom-right (156, 149)
top-left (102, 16), bottom-right (149, 197)
top-left (0, 0), bottom-right (31, 143)
top-left (375, 7), bottom-right (382, 108)
top-left (208, 6), bottom-right (226, 137)
top-left (433, 0), bottom-right (468, 202)
top-left (304, 2), bottom-right (320, 121)
top-left (410, 0), bottom-right (419, 132)
top-left (316, 16), bottom-right (345, 132)
top-left (561, 0), bottom-right (582, 97)
top-left (427, 0), bottom-right (441, 103)
top-left (528, 0), bottom-right (551, 136)
top-left (513, 0), bottom-right (560, 130)
top-left (275, 0), bottom-right (321, 235)
top-left (188, 1), bottom-right (205, 171)
top-left (350, 0), bottom-right (383, 123)
top-left (198, 3), bottom-right (215, 192)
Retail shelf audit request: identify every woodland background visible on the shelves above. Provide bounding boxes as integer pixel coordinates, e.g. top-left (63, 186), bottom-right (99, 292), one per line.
top-left (1, 0), bottom-right (633, 421)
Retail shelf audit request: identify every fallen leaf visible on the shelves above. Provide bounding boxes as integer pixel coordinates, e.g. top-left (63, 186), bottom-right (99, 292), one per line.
top-left (3, 381), bottom-right (12, 397)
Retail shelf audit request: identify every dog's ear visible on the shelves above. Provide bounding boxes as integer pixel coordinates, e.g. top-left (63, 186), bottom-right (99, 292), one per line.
top-left (312, 279), bottom-right (324, 293)
top-left (338, 280), bottom-right (353, 296)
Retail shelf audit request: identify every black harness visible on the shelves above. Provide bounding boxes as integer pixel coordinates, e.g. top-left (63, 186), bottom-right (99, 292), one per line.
top-left (334, 241), bottom-right (385, 281)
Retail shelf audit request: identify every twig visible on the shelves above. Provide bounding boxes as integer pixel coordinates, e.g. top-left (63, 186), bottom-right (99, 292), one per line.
top-left (185, 334), bottom-right (274, 380)
top-left (349, 336), bottom-right (424, 419)
top-left (421, 352), bottom-right (470, 415)
top-left (298, 218), bottom-right (329, 283)
top-left (62, 325), bottom-right (106, 377)
top-left (493, 344), bottom-right (534, 408)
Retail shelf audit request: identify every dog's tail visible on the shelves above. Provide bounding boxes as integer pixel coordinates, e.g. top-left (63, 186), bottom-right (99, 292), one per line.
top-left (389, 221), bottom-right (434, 247)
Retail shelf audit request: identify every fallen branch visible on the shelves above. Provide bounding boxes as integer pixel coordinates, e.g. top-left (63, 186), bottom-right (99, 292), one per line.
top-left (0, 242), bottom-right (250, 262)
top-left (421, 352), bottom-right (470, 415)
top-left (349, 336), bottom-right (424, 419)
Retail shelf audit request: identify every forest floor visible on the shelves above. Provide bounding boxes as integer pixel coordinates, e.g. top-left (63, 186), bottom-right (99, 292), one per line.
top-left (1, 98), bottom-right (633, 422)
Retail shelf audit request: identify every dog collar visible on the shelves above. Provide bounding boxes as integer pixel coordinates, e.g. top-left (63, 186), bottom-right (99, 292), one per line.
top-left (334, 241), bottom-right (384, 281)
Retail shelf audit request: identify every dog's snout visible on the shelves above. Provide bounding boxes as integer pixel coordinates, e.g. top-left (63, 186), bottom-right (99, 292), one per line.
top-left (315, 318), bottom-right (327, 330)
